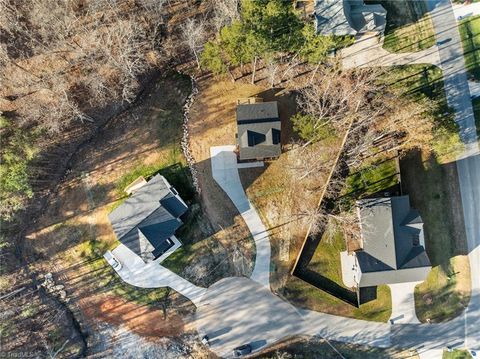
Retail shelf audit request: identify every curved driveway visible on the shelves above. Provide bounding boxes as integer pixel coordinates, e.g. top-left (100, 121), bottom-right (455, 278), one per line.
top-left (210, 146), bottom-right (271, 289)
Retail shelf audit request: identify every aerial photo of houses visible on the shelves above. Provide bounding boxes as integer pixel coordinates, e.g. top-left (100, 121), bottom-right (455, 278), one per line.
top-left (0, 0), bottom-right (479, 358)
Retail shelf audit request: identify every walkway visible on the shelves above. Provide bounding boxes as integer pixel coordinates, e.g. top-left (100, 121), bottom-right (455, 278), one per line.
top-left (210, 146), bottom-right (271, 289)
top-left (453, 2), bottom-right (480, 20)
top-left (341, 33), bottom-right (440, 69)
top-left (109, 243), bottom-right (207, 306)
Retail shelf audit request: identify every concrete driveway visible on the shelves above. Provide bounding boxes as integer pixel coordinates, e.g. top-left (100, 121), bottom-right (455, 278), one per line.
top-left (210, 146), bottom-right (271, 289)
top-left (194, 277), bottom-right (391, 358)
top-left (388, 282), bottom-right (422, 324)
top-left (341, 33), bottom-right (440, 69)
top-left (109, 243), bottom-right (207, 306)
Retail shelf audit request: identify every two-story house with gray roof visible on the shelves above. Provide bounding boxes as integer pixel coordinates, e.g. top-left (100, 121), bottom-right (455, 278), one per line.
top-left (236, 101), bottom-right (282, 161)
top-left (108, 174), bottom-right (187, 263)
top-left (341, 195), bottom-right (431, 290)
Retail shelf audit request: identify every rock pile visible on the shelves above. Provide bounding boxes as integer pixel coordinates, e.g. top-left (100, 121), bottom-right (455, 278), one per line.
top-left (38, 273), bottom-right (68, 301)
top-left (181, 76), bottom-right (200, 194)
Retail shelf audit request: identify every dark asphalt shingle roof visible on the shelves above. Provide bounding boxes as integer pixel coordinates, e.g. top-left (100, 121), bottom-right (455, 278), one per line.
top-left (356, 195), bottom-right (431, 286)
top-left (108, 174), bottom-right (187, 259)
top-left (236, 102), bottom-right (279, 124)
top-left (236, 102), bottom-right (281, 160)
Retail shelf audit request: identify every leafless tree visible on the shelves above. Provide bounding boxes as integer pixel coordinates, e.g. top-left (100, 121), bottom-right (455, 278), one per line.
top-left (211, 0), bottom-right (240, 32)
top-left (180, 18), bottom-right (206, 69)
top-left (265, 57), bottom-right (280, 88)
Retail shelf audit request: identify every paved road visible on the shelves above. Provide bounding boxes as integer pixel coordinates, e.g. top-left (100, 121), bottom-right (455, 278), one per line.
top-left (452, 2), bottom-right (480, 20)
top-left (210, 146), bottom-right (272, 289)
top-left (195, 277), bottom-right (390, 358)
top-left (109, 243), bottom-right (207, 306)
top-left (427, 0), bottom-right (480, 350)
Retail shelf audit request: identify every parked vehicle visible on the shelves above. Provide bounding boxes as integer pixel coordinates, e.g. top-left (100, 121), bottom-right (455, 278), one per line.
top-left (201, 335), bottom-right (209, 346)
top-left (233, 344), bottom-right (252, 357)
top-left (104, 251), bottom-right (122, 271)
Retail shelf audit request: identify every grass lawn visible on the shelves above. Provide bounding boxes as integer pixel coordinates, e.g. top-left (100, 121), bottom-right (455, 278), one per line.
top-left (443, 350), bottom-right (473, 359)
top-left (473, 96), bottom-right (480, 138)
top-left (379, 64), bottom-right (462, 163)
top-left (400, 150), bottom-right (471, 323)
top-left (377, 0), bottom-right (435, 53)
top-left (254, 336), bottom-right (417, 359)
top-left (378, 64), bottom-right (446, 104)
top-left (383, 13), bottom-right (435, 53)
top-left (340, 156), bottom-right (399, 209)
top-left (459, 15), bottom-right (480, 81)
top-left (282, 223), bottom-right (392, 322)
top-left (74, 238), bottom-right (172, 307)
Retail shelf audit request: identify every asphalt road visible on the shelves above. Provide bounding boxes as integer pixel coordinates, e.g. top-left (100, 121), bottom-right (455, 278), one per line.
top-left (426, 0), bottom-right (480, 350)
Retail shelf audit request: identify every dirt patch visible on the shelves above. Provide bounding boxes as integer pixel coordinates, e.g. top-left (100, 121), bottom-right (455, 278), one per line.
top-left (83, 295), bottom-right (184, 339)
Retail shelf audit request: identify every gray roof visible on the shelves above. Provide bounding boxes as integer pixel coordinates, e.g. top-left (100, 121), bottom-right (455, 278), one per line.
top-left (314, 0), bottom-right (386, 36)
top-left (356, 196), bottom-right (430, 286)
top-left (236, 102), bottom-right (279, 124)
top-left (108, 175), bottom-right (187, 258)
top-left (236, 102), bottom-right (281, 160)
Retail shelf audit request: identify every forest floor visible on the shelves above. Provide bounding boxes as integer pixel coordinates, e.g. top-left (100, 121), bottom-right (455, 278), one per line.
top-left (23, 73), bottom-right (222, 357)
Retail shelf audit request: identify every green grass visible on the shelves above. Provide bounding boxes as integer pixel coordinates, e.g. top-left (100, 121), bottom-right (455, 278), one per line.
top-left (459, 15), bottom-right (480, 81)
top-left (379, 65), bottom-right (462, 163)
top-left (77, 238), bottom-right (170, 306)
top-left (400, 151), bottom-right (471, 323)
top-left (443, 350), bottom-right (473, 359)
top-left (376, 0), bottom-right (435, 53)
top-left (473, 96), bottom-right (480, 138)
top-left (308, 229), bottom-right (346, 285)
top-left (339, 156), bottom-right (399, 210)
top-left (379, 64), bottom-right (446, 103)
top-left (283, 224), bottom-right (392, 322)
top-left (344, 158), bottom-right (398, 196)
top-left (383, 13), bottom-right (435, 53)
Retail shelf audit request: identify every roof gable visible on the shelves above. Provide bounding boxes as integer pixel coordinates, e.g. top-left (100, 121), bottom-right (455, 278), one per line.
top-left (236, 101), bottom-right (279, 124)
top-left (107, 174), bottom-right (187, 259)
top-left (108, 175), bottom-right (171, 239)
top-left (357, 195), bottom-right (430, 273)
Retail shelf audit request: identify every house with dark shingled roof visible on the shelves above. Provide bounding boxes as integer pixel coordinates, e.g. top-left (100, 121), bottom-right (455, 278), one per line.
top-left (341, 195), bottom-right (431, 290)
top-left (108, 174), bottom-right (187, 263)
top-left (236, 101), bottom-right (282, 161)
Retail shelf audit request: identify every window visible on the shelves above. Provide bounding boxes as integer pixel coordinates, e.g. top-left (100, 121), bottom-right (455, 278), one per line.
top-left (247, 130), bottom-right (266, 147)
top-left (412, 233), bottom-right (420, 246)
top-left (272, 128), bottom-right (281, 145)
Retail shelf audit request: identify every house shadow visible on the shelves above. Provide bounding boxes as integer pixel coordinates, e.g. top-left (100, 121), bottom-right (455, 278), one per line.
top-left (399, 148), bottom-right (469, 272)
top-left (254, 87), bottom-right (301, 145)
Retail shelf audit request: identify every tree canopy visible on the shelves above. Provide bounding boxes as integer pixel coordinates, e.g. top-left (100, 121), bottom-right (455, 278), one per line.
top-left (0, 116), bottom-right (37, 221)
top-left (201, 0), bottom-right (353, 77)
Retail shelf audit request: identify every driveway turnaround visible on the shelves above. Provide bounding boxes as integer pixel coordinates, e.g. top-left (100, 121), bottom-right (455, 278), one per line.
top-left (195, 277), bottom-right (390, 358)
top-left (388, 282), bottom-right (421, 324)
top-left (341, 33), bottom-right (440, 69)
top-left (210, 146), bottom-right (271, 289)
top-left (109, 243), bottom-right (207, 306)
